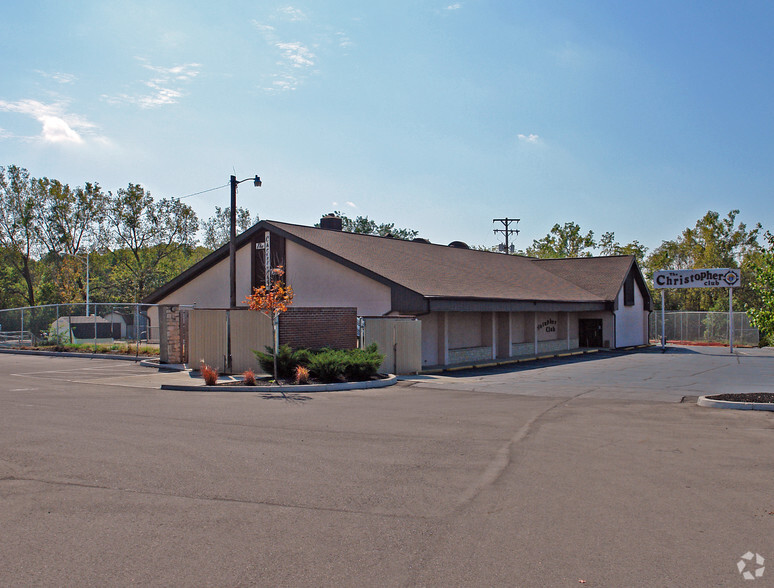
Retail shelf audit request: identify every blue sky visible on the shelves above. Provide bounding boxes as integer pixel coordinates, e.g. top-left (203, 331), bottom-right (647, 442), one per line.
top-left (1, 1), bottom-right (772, 252)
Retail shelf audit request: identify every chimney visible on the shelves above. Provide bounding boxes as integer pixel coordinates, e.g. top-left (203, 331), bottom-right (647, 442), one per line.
top-left (320, 213), bottom-right (343, 231)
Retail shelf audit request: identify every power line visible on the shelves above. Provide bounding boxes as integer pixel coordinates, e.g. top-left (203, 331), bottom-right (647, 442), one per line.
top-left (176, 183), bottom-right (229, 200)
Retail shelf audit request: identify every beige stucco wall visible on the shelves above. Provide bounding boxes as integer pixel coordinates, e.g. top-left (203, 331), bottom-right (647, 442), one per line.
top-left (614, 283), bottom-right (648, 347)
top-left (510, 313), bottom-right (531, 343)
top-left (285, 240), bottom-right (392, 316)
top-left (447, 312), bottom-right (483, 349)
top-left (154, 246), bottom-right (253, 308)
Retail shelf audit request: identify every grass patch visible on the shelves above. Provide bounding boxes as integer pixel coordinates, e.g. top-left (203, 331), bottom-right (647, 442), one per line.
top-left (21, 342), bottom-right (159, 356)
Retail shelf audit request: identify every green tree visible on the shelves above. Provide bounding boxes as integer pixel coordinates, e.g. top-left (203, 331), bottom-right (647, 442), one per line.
top-left (0, 165), bottom-right (41, 306)
top-left (598, 231), bottom-right (648, 263)
top-left (0, 248), bottom-right (28, 308)
top-left (103, 184), bottom-right (198, 302)
top-left (644, 210), bottom-right (761, 310)
top-left (201, 206), bottom-right (258, 250)
top-left (745, 231), bottom-right (774, 345)
top-left (321, 211), bottom-right (419, 240)
top-left (524, 222), bottom-right (596, 258)
top-left (36, 177), bottom-right (105, 304)
top-left (37, 178), bottom-right (105, 257)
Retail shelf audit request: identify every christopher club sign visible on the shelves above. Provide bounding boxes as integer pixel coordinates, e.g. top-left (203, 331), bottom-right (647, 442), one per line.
top-left (653, 268), bottom-right (741, 289)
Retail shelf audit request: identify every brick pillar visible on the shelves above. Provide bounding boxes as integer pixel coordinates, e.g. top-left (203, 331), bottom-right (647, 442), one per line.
top-left (159, 305), bottom-right (183, 364)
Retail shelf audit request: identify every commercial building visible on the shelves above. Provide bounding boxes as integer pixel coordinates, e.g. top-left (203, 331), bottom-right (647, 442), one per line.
top-left (144, 216), bottom-right (651, 369)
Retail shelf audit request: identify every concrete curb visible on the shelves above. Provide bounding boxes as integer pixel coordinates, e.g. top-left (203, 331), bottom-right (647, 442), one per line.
top-left (697, 395), bottom-right (774, 411)
top-left (160, 374), bottom-right (399, 393)
top-left (139, 358), bottom-right (188, 371)
top-left (0, 348), bottom-right (148, 362)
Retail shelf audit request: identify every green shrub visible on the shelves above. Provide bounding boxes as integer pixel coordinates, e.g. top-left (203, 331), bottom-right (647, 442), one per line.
top-left (306, 349), bottom-right (346, 382)
top-left (342, 344), bottom-right (384, 381)
top-left (252, 343), bottom-right (385, 382)
top-left (305, 344), bottom-right (385, 382)
top-left (252, 344), bottom-right (311, 379)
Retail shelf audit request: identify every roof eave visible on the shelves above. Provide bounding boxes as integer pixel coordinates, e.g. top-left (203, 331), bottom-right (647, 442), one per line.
top-left (427, 297), bottom-right (608, 313)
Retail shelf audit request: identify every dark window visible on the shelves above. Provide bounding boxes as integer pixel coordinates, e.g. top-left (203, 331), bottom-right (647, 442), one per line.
top-left (623, 273), bottom-right (635, 306)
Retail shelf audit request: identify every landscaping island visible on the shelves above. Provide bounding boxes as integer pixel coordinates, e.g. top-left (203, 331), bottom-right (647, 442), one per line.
top-left (698, 392), bottom-right (774, 411)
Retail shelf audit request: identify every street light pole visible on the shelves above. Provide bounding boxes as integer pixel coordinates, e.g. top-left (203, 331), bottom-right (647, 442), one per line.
top-left (229, 174), bottom-right (262, 308)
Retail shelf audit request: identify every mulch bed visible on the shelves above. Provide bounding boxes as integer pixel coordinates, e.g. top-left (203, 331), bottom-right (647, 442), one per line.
top-left (706, 393), bottom-right (774, 403)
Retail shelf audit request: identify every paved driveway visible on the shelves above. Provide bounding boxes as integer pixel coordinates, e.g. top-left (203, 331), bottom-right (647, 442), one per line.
top-left (407, 345), bottom-right (774, 402)
top-left (0, 348), bottom-right (772, 587)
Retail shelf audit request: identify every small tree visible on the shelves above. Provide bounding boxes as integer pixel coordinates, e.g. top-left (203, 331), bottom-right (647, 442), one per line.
top-left (243, 266), bottom-right (294, 380)
top-left (746, 232), bottom-right (774, 345)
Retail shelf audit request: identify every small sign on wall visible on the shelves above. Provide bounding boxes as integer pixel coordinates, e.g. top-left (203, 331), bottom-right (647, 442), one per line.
top-left (537, 317), bottom-right (557, 334)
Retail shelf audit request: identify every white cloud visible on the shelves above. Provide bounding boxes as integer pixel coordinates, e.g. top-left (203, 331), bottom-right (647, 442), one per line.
top-left (517, 133), bottom-right (540, 144)
top-left (0, 99), bottom-right (99, 144)
top-left (35, 70), bottom-right (77, 84)
top-left (271, 75), bottom-right (298, 91)
top-left (40, 115), bottom-right (82, 143)
top-left (445, 3), bottom-right (463, 10)
top-left (278, 6), bottom-right (307, 21)
top-left (276, 42), bottom-right (315, 68)
top-left (251, 21), bottom-right (275, 33)
top-left (345, 201), bottom-right (357, 208)
top-left (336, 32), bottom-right (353, 49)
top-left (142, 62), bottom-right (201, 82)
top-left (103, 60), bottom-right (201, 108)
top-left (254, 7), bottom-right (351, 93)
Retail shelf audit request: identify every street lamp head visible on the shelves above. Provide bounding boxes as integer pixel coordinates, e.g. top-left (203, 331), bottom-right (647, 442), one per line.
top-left (253, 175), bottom-right (262, 187)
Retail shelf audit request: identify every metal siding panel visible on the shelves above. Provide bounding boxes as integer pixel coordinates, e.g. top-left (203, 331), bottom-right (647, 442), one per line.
top-left (362, 318), bottom-right (421, 375)
top-left (231, 310), bottom-right (274, 374)
top-left (188, 310), bottom-right (228, 373)
top-left (395, 320), bottom-right (422, 374)
top-left (363, 318), bottom-right (394, 374)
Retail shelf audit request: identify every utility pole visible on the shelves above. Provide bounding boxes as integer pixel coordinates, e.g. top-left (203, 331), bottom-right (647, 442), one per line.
top-left (493, 217), bottom-right (520, 253)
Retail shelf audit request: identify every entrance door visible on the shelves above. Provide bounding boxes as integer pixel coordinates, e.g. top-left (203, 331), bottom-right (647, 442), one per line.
top-left (579, 319), bottom-right (603, 347)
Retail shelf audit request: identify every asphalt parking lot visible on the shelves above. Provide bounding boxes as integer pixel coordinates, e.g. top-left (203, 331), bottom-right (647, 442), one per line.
top-left (0, 347), bottom-right (772, 587)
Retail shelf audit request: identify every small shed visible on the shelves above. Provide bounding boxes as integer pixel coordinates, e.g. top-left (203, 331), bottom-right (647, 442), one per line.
top-left (50, 316), bottom-right (118, 344)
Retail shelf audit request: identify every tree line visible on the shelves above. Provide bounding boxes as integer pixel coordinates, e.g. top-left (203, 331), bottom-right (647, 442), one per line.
top-left (2, 164), bottom-right (772, 343)
top-left (0, 164), bottom-right (256, 307)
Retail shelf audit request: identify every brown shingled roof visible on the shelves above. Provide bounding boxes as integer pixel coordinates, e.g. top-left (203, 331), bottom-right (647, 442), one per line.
top-left (144, 219), bottom-right (645, 308)
top-left (532, 256), bottom-right (635, 300)
top-left (268, 221), bottom-right (617, 303)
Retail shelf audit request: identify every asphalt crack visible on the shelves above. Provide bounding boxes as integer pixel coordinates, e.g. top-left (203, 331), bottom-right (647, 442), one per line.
top-left (0, 475), bottom-right (425, 521)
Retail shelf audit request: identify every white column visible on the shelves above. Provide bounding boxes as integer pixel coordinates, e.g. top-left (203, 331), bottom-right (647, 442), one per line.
top-left (491, 313), bottom-right (497, 359)
top-left (443, 312), bottom-right (449, 365)
top-left (534, 312), bottom-right (538, 356)
top-left (661, 290), bottom-right (666, 350)
top-left (508, 312), bottom-right (513, 358)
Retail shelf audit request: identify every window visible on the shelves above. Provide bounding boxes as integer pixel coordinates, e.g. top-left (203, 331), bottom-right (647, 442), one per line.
top-left (623, 273), bottom-right (635, 306)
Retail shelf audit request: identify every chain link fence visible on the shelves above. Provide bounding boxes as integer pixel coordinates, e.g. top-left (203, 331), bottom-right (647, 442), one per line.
top-left (0, 303), bottom-right (160, 350)
top-left (649, 311), bottom-right (759, 347)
